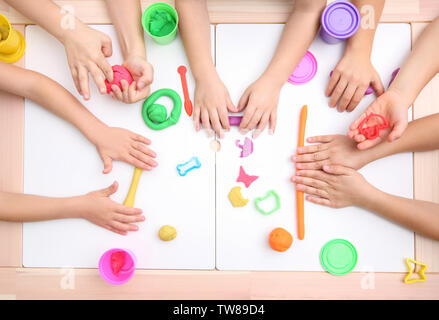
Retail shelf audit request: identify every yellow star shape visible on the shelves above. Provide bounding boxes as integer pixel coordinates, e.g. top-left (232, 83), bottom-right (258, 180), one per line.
top-left (404, 258), bottom-right (428, 284)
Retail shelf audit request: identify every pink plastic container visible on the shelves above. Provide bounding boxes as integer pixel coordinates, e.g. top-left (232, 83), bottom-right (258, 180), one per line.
top-left (98, 248), bottom-right (136, 285)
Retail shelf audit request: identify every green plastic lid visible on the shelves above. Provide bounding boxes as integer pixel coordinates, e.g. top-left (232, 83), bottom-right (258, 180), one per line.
top-left (320, 239), bottom-right (357, 275)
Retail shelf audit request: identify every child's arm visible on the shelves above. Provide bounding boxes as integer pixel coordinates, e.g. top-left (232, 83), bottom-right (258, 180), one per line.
top-left (0, 182), bottom-right (144, 236)
top-left (104, 0), bottom-right (154, 103)
top-left (349, 17), bottom-right (439, 149)
top-left (326, 0), bottom-right (385, 112)
top-left (175, 0), bottom-right (234, 138)
top-left (238, 0), bottom-right (326, 138)
top-left (292, 165), bottom-right (439, 240)
top-left (0, 61), bottom-right (157, 173)
top-left (4, 0), bottom-right (114, 100)
top-left (292, 113), bottom-right (439, 170)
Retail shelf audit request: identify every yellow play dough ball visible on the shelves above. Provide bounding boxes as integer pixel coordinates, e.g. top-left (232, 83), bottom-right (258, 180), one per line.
top-left (158, 225), bottom-right (177, 241)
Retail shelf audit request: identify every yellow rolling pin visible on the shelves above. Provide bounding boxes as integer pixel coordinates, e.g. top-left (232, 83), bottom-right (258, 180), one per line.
top-left (123, 167), bottom-right (143, 207)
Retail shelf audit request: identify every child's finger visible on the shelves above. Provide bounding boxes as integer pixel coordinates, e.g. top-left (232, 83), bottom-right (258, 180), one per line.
top-left (354, 133), bottom-right (366, 143)
top-left (295, 160), bottom-right (328, 170)
top-left (93, 181), bottom-right (118, 197)
top-left (269, 111), bottom-right (277, 135)
top-left (97, 55), bottom-right (113, 82)
top-left (296, 183), bottom-right (329, 199)
top-left (209, 109), bottom-right (223, 139)
top-left (120, 80), bottom-right (130, 102)
top-left (357, 136), bottom-right (383, 150)
top-left (371, 72), bottom-right (385, 96)
top-left (132, 143), bottom-right (157, 159)
top-left (306, 135), bottom-right (333, 144)
top-left (298, 142), bottom-right (329, 154)
top-left (226, 94), bottom-right (237, 113)
top-left (237, 89), bottom-right (250, 112)
top-left (111, 85), bottom-right (123, 100)
top-left (239, 106), bottom-right (256, 133)
top-left (346, 86), bottom-right (367, 112)
top-left (245, 109), bottom-right (263, 133)
top-left (295, 169), bottom-right (333, 182)
top-left (193, 105), bottom-right (201, 131)
top-left (350, 111), bottom-right (368, 131)
top-left (110, 220), bottom-right (139, 232)
top-left (129, 149), bottom-right (158, 168)
top-left (388, 120), bottom-right (407, 142)
top-left (291, 151), bottom-right (328, 163)
top-left (101, 155), bottom-right (113, 174)
top-left (89, 63), bottom-right (106, 94)
top-left (253, 112), bottom-right (269, 139)
top-left (337, 83), bottom-right (356, 112)
top-left (326, 70), bottom-right (341, 96)
top-left (78, 66), bottom-right (90, 100)
top-left (126, 155), bottom-right (152, 171)
top-left (329, 78), bottom-right (348, 108)
top-left (113, 213), bottom-right (145, 224)
top-left (218, 107), bottom-right (230, 132)
top-left (291, 175), bottom-right (329, 189)
top-left (201, 109), bottom-right (213, 137)
top-left (115, 205), bottom-right (143, 215)
top-left (70, 66), bottom-right (82, 96)
top-left (127, 81), bottom-right (138, 102)
top-left (322, 164), bottom-right (352, 175)
top-left (306, 195), bottom-right (332, 207)
top-left (132, 134), bottom-right (151, 145)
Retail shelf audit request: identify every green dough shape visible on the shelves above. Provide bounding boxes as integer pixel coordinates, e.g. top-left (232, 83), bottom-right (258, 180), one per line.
top-left (149, 9), bottom-right (176, 37)
top-left (254, 190), bottom-right (280, 215)
top-left (320, 239), bottom-right (358, 276)
top-left (142, 88), bottom-right (182, 130)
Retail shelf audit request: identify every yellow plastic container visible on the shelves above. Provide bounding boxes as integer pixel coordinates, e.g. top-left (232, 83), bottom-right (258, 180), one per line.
top-left (0, 13), bottom-right (25, 63)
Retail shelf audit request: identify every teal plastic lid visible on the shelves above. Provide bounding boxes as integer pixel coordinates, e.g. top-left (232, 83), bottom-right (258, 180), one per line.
top-left (320, 239), bottom-right (357, 275)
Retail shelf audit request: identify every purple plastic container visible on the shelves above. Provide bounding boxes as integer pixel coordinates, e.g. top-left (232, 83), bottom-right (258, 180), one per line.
top-left (320, 1), bottom-right (360, 44)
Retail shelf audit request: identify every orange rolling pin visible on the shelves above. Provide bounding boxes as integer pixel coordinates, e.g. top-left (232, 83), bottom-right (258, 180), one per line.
top-left (297, 105), bottom-right (307, 240)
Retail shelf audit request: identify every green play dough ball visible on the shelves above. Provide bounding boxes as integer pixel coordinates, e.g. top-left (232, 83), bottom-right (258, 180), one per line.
top-left (147, 104), bottom-right (168, 123)
top-left (149, 9), bottom-right (176, 37)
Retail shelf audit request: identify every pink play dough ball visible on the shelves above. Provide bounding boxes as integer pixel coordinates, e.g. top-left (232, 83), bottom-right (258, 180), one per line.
top-left (105, 65), bottom-right (134, 94)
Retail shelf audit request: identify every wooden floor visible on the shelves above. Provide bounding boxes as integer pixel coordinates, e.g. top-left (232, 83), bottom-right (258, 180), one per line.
top-left (0, 0), bottom-right (438, 299)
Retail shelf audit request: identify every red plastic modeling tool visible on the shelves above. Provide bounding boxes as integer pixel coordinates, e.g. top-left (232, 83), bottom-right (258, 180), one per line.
top-left (358, 113), bottom-right (389, 140)
top-left (177, 65), bottom-right (193, 117)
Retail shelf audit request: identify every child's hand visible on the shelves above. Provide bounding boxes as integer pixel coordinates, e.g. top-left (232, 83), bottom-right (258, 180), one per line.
top-left (61, 23), bottom-right (114, 100)
top-left (110, 55), bottom-right (154, 104)
top-left (94, 126), bottom-right (157, 173)
top-left (193, 74), bottom-right (235, 138)
top-left (79, 181), bottom-right (145, 235)
top-left (291, 134), bottom-right (370, 170)
top-left (291, 165), bottom-right (375, 208)
top-left (238, 75), bottom-right (281, 138)
top-left (326, 51), bottom-right (384, 112)
top-left (348, 89), bottom-right (409, 150)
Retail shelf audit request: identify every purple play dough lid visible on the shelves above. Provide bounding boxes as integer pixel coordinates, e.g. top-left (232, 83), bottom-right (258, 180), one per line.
top-left (288, 51), bottom-right (318, 85)
top-left (321, 1), bottom-right (360, 39)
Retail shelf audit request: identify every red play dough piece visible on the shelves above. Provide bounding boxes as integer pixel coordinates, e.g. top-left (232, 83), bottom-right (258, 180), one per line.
top-left (105, 65), bottom-right (134, 94)
top-left (236, 166), bottom-right (258, 188)
top-left (110, 251), bottom-right (126, 275)
top-left (357, 113), bottom-right (389, 140)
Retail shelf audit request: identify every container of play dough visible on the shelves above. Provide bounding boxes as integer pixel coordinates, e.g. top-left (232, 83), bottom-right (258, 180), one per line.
top-left (142, 2), bottom-right (179, 45)
top-left (320, 1), bottom-right (360, 44)
top-left (0, 13), bottom-right (26, 63)
top-left (98, 248), bottom-right (136, 285)
top-left (288, 50), bottom-right (318, 85)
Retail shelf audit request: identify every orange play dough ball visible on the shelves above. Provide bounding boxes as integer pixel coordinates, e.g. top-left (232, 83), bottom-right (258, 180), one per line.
top-left (269, 228), bottom-right (293, 252)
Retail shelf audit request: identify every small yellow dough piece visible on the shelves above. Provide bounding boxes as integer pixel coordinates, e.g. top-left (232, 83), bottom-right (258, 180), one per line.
top-left (228, 186), bottom-right (249, 207)
top-left (159, 225), bottom-right (177, 241)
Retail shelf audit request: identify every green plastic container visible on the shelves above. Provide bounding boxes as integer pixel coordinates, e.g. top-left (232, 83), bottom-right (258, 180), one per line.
top-left (142, 2), bottom-right (178, 45)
